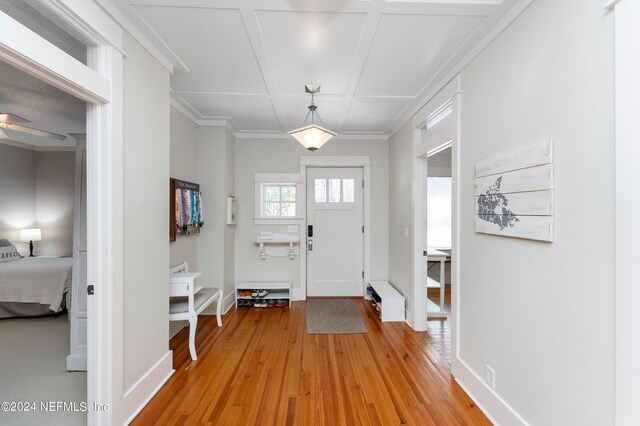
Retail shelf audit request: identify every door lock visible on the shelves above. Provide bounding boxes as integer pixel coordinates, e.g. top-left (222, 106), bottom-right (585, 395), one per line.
top-left (307, 239), bottom-right (313, 251)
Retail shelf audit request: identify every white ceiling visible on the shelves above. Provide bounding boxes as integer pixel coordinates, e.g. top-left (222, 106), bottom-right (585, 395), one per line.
top-left (111, 0), bottom-right (520, 138)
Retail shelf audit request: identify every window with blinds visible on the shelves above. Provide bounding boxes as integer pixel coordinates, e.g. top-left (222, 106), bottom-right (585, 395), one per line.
top-left (427, 177), bottom-right (452, 249)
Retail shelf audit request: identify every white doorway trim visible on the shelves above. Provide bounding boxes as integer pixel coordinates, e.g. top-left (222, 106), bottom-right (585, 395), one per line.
top-left (1, 3), bottom-right (125, 425)
top-left (411, 77), bottom-right (461, 341)
top-left (299, 155), bottom-right (371, 300)
top-left (608, 0), bottom-right (640, 423)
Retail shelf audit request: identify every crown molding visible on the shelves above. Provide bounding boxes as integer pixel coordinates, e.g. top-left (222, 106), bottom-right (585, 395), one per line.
top-left (170, 99), bottom-right (239, 135)
top-left (387, 0), bottom-right (535, 138)
top-left (603, 0), bottom-right (620, 10)
top-left (94, 0), bottom-right (173, 73)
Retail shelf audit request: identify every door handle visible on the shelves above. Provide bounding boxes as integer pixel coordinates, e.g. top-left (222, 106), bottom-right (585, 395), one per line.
top-left (307, 239), bottom-right (313, 251)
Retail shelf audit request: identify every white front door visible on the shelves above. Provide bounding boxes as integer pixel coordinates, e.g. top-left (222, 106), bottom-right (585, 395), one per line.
top-left (306, 168), bottom-right (364, 297)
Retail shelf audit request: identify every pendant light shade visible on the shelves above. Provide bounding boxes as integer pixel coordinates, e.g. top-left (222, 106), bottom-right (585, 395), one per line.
top-left (288, 84), bottom-right (336, 151)
top-left (288, 124), bottom-right (336, 152)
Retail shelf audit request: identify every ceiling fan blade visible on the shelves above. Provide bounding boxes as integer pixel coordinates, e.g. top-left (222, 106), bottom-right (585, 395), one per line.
top-left (68, 133), bottom-right (86, 140)
top-left (0, 123), bottom-right (66, 141)
top-left (0, 113), bottom-right (30, 124)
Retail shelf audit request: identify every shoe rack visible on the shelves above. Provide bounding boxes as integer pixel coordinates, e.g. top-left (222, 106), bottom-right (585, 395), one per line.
top-left (235, 281), bottom-right (292, 309)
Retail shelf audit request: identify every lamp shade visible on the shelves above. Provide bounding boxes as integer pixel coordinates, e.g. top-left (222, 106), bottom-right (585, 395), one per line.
top-left (288, 124), bottom-right (336, 152)
top-left (20, 228), bottom-right (41, 242)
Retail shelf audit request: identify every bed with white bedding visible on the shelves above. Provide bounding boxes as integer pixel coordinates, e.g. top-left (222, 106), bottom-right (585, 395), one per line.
top-left (0, 257), bottom-right (73, 319)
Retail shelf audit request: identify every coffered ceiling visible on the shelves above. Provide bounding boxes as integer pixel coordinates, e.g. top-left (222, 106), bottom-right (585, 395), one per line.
top-left (110, 0), bottom-right (520, 138)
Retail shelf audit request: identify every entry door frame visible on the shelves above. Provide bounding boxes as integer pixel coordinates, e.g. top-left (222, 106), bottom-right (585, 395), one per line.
top-left (299, 156), bottom-right (371, 300)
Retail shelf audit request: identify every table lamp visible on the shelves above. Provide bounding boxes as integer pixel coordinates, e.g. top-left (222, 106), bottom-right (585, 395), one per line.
top-left (20, 228), bottom-right (41, 257)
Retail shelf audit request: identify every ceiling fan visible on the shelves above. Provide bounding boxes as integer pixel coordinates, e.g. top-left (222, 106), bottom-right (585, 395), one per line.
top-left (0, 113), bottom-right (66, 141)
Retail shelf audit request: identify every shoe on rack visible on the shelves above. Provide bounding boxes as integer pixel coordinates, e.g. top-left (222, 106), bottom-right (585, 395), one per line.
top-left (257, 289), bottom-right (268, 298)
top-left (267, 299), bottom-right (276, 308)
top-left (251, 290), bottom-right (259, 298)
top-left (275, 299), bottom-right (287, 307)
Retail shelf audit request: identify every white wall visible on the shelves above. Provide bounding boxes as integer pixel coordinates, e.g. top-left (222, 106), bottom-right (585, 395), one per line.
top-left (223, 127), bottom-right (235, 298)
top-left (0, 143), bottom-right (36, 254)
top-left (234, 138), bottom-right (389, 294)
top-left (122, 32), bottom-right (171, 393)
top-left (35, 151), bottom-right (75, 256)
top-left (388, 0), bottom-right (614, 423)
top-left (196, 126), bottom-right (236, 301)
top-left (455, 0), bottom-right (613, 424)
top-left (0, 144), bottom-right (75, 257)
top-left (169, 106), bottom-right (199, 270)
top-left (388, 122), bottom-right (413, 301)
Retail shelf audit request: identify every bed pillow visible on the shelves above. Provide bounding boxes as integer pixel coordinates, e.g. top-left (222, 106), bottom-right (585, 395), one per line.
top-left (0, 239), bottom-right (12, 247)
top-left (0, 245), bottom-right (21, 263)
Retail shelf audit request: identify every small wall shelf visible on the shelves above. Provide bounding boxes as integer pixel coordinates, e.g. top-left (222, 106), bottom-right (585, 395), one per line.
top-left (255, 233), bottom-right (299, 260)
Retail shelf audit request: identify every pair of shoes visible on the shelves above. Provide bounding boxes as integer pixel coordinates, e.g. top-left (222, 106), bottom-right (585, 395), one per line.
top-left (239, 290), bottom-right (251, 297)
top-left (254, 300), bottom-right (268, 308)
top-left (275, 299), bottom-right (287, 307)
top-left (238, 299), bottom-right (254, 307)
top-left (251, 289), bottom-right (269, 298)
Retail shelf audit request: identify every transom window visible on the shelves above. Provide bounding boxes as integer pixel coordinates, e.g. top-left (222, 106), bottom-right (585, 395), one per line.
top-left (262, 184), bottom-right (296, 217)
top-left (314, 178), bottom-right (355, 203)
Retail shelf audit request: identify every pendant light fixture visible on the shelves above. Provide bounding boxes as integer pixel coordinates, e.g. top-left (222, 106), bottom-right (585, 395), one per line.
top-left (288, 84), bottom-right (336, 151)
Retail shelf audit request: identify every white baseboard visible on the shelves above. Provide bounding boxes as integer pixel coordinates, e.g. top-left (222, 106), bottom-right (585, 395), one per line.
top-left (66, 353), bottom-right (87, 371)
top-left (222, 291), bottom-right (235, 313)
top-left (123, 351), bottom-right (174, 425)
top-left (201, 291), bottom-right (235, 316)
top-left (169, 320), bottom-right (187, 339)
top-left (452, 356), bottom-right (528, 426)
top-left (292, 288), bottom-right (305, 301)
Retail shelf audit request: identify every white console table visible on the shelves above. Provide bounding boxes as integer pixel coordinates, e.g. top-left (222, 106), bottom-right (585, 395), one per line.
top-left (426, 249), bottom-right (449, 318)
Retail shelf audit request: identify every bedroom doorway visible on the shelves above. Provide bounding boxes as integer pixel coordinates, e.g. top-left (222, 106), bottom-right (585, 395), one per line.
top-left (1, 1), bottom-right (122, 423)
top-left (0, 59), bottom-right (88, 423)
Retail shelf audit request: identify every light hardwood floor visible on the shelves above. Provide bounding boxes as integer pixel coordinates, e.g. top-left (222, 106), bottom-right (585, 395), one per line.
top-left (133, 298), bottom-right (488, 425)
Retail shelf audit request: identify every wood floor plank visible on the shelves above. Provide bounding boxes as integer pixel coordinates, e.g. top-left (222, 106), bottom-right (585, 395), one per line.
top-left (132, 300), bottom-right (491, 425)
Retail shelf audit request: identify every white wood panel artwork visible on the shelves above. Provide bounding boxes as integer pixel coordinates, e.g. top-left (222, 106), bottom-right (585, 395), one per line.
top-left (474, 140), bottom-right (554, 242)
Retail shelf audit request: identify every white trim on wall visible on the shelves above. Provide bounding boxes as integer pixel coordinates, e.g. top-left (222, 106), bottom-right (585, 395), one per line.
top-left (23, 2), bottom-right (126, 424)
top-left (299, 155), bottom-right (372, 300)
top-left (123, 351), bottom-right (174, 425)
top-left (611, 0), bottom-right (640, 424)
top-left (411, 77), bottom-right (460, 333)
top-left (0, 11), bottom-right (111, 104)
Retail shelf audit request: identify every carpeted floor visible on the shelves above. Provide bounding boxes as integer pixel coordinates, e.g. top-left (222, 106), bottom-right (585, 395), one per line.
top-left (0, 314), bottom-right (86, 425)
top-left (306, 298), bottom-right (367, 334)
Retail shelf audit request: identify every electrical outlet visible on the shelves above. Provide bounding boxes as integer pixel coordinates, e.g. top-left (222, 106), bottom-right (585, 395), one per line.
top-left (485, 365), bottom-right (496, 389)
top-left (287, 225), bottom-right (299, 233)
